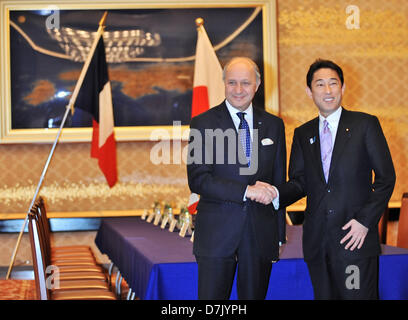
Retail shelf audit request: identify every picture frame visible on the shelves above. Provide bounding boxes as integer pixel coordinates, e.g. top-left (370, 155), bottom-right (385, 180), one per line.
top-left (0, 0), bottom-right (278, 143)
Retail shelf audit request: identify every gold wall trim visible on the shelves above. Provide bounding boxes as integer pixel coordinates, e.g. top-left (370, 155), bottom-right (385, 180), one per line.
top-left (1, 209), bottom-right (149, 220)
top-left (0, 201), bottom-right (401, 220)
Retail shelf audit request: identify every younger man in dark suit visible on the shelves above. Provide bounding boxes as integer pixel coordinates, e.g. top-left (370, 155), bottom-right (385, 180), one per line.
top-left (277, 59), bottom-right (395, 299)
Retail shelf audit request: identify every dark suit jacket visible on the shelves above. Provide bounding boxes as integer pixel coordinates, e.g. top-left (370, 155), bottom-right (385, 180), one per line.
top-left (187, 101), bottom-right (287, 261)
top-left (278, 108), bottom-right (395, 262)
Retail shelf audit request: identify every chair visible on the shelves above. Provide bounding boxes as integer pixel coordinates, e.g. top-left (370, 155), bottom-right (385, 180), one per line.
top-left (35, 197), bottom-right (120, 294)
top-left (36, 198), bottom-right (104, 273)
top-left (378, 207), bottom-right (389, 244)
top-left (31, 201), bottom-right (107, 277)
top-left (37, 197), bottom-right (94, 254)
top-left (28, 204), bottom-right (115, 300)
top-left (397, 193), bottom-right (408, 249)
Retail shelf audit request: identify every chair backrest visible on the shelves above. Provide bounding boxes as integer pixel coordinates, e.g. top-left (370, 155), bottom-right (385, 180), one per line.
top-left (36, 197), bottom-right (52, 263)
top-left (38, 197), bottom-right (51, 234)
top-left (397, 193), bottom-right (408, 249)
top-left (28, 206), bottom-right (49, 300)
top-left (378, 208), bottom-right (389, 244)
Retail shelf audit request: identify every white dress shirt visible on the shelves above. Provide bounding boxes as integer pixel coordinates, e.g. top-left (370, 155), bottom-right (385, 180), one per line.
top-left (225, 100), bottom-right (254, 201)
top-left (319, 106), bottom-right (342, 143)
top-left (225, 99), bottom-right (254, 140)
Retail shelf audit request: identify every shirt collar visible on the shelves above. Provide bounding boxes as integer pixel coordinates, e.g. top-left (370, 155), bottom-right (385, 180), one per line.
top-left (319, 106), bottom-right (342, 130)
top-left (225, 99), bottom-right (253, 121)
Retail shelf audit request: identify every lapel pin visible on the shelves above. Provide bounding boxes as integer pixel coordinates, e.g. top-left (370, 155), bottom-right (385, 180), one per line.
top-left (309, 137), bottom-right (316, 144)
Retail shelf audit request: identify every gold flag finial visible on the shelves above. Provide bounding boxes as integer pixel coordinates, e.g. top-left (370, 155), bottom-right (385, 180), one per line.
top-left (99, 11), bottom-right (108, 27)
top-left (195, 17), bottom-right (204, 28)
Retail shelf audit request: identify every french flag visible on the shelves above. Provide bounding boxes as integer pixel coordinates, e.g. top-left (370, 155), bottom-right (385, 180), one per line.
top-left (189, 21), bottom-right (225, 212)
top-left (74, 35), bottom-right (117, 188)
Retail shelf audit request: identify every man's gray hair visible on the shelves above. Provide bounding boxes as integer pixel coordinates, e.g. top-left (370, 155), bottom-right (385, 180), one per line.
top-left (222, 57), bottom-right (261, 85)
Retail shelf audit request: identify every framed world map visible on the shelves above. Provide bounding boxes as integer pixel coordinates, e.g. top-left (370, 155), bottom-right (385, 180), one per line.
top-left (0, 0), bottom-right (278, 142)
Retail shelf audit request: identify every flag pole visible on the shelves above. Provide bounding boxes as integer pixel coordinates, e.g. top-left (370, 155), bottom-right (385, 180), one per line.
top-left (69, 11), bottom-right (107, 115)
top-left (6, 11), bottom-right (108, 280)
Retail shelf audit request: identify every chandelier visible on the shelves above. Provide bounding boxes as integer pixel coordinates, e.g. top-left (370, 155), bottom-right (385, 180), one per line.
top-left (47, 27), bottom-right (161, 63)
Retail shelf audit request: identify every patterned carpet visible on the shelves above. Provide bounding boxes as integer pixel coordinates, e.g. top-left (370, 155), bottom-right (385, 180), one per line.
top-left (0, 267), bottom-right (128, 300)
top-left (0, 280), bottom-right (36, 300)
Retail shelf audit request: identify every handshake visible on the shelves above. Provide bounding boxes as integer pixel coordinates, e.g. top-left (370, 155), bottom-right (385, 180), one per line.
top-left (246, 181), bottom-right (278, 205)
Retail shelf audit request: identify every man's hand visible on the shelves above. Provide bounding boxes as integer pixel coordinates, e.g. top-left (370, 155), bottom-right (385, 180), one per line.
top-left (246, 181), bottom-right (277, 205)
top-left (340, 219), bottom-right (369, 251)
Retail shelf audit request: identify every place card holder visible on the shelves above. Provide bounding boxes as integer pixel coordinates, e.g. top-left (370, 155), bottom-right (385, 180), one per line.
top-left (179, 222), bottom-right (193, 237)
top-left (161, 206), bottom-right (174, 229)
top-left (168, 219), bottom-right (177, 232)
top-left (153, 209), bottom-right (162, 225)
top-left (160, 215), bottom-right (169, 229)
top-left (179, 213), bottom-right (193, 237)
top-left (179, 221), bottom-right (188, 237)
top-left (146, 209), bottom-right (156, 223)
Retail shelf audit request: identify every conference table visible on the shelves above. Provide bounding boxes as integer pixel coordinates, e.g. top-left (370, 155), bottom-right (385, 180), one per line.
top-left (95, 217), bottom-right (408, 300)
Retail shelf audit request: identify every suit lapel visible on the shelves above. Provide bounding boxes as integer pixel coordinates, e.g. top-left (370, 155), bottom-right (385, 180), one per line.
top-left (306, 118), bottom-right (326, 183)
top-left (252, 107), bottom-right (264, 157)
top-left (216, 101), bottom-right (236, 131)
top-left (218, 103), bottom-right (246, 168)
top-left (216, 103), bottom-right (251, 180)
top-left (251, 107), bottom-right (265, 180)
top-left (328, 109), bottom-right (352, 180)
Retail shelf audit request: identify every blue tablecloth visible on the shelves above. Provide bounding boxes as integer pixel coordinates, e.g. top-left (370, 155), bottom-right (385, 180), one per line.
top-left (95, 217), bottom-right (408, 300)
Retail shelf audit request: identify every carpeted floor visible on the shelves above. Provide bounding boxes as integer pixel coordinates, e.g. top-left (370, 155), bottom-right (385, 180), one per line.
top-left (0, 279), bottom-right (36, 300)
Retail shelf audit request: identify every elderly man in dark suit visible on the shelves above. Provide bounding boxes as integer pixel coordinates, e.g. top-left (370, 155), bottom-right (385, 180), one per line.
top-left (277, 59), bottom-right (395, 299)
top-left (187, 57), bottom-right (287, 300)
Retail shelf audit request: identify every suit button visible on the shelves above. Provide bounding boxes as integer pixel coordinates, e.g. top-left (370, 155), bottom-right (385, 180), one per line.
top-left (327, 189), bottom-right (331, 193)
top-left (328, 209), bottom-right (335, 214)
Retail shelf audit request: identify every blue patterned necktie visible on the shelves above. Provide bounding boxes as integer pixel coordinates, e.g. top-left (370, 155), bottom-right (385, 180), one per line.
top-left (320, 119), bottom-right (333, 182)
top-left (237, 112), bottom-right (251, 165)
